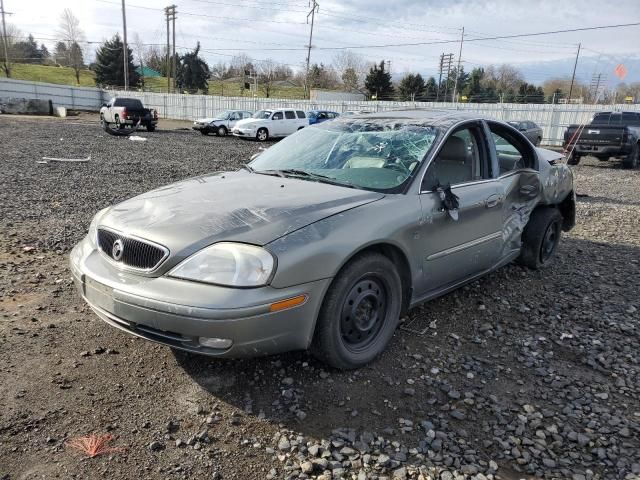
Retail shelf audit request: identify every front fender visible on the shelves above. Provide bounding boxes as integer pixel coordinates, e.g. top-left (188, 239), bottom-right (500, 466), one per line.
top-left (266, 195), bottom-right (422, 290)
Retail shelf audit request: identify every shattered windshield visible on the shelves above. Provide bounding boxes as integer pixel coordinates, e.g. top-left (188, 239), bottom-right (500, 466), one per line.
top-left (253, 110), bottom-right (273, 119)
top-left (249, 120), bottom-right (439, 192)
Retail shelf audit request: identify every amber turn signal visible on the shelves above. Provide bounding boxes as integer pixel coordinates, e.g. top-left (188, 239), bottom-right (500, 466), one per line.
top-left (269, 295), bottom-right (307, 312)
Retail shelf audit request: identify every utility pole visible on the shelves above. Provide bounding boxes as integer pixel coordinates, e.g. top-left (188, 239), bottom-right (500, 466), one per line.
top-left (0, 0), bottom-right (11, 78)
top-left (121, 0), bottom-right (128, 90)
top-left (172, 6), bottom-right (176, 92)
top-left (304, 0), bottom-right (319, 100)
top-left (439, 53), bottom-right (453, 102)
top-left (164, 5), bottom-right (177, 93)
top-left (452, 26), bottom-right (464, 103)
top-left (568, 42), bottom-right (581, 103)
top-left (590, 73), bottom-right (606, 104)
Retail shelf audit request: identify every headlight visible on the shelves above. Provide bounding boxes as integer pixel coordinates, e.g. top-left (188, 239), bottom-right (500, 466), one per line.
top-left (168, 242), bottom-right (275, 287)
top-left (88, 208), bottom-right (108, 245)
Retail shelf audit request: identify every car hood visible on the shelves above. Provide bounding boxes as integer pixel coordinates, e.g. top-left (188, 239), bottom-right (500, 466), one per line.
top-left (99, 170), bottom-right (384, 261)
top-left (195, 117), bottom-right (224, 123)
top-left (235, 118), bottom-right (265, 127)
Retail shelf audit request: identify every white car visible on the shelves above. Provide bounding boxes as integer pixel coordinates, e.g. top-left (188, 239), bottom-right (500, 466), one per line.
top-left (192, 110), bottom-right (253, 136)
top-left (232, 108), bottom-right (309, 141)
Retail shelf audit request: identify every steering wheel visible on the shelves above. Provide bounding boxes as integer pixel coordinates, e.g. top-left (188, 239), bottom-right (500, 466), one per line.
top-left (383, 159), bottom-right (411, 175)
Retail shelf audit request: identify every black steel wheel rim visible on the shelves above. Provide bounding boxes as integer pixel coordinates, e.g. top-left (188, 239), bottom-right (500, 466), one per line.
top-left (340, 276), bottom-right (387, 352)
top-left (541, 221), bottom-right (559, 262)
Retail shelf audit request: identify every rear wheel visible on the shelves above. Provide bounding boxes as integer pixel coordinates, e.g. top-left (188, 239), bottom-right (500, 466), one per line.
top-left (567, 150), bottom-right (581, 165)
top-left (217, 125), bottom-right (228, 137)
top-left (146, 124), bottom-right (156, 132)
top-left (535, 136), bottom-right (542, 146)
top-left (622, 142), bottom-right (639, 169)
top-left (199, 130), bottom-right (208, 135)
top-left (256, 128), bottom-right (268, 142)
top-left (115, 116), bottom-right (124, 130)
top-left (312, 253), bottom-right (402, 369)
top-left (518, 208), bottom-right (563, 269)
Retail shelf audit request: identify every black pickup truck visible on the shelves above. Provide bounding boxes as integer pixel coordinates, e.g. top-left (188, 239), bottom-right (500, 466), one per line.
top-left (563, 111), bottom-right (640, 168)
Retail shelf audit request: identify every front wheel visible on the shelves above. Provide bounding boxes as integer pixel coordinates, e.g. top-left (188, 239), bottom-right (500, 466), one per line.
top-left (256, 128), bottom-right (269, 142)
top-left (312, 253), bottom-right (402, 370)
top-left (217, 125), bottom-right (228, 137)
top-left (622, 143), bottom-right (639, 169)
top-left (518, 208), bottom-right (563, 269)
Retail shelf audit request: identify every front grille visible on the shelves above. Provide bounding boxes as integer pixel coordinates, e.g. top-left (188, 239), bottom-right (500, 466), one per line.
top-left (97, 228), bottom-right (168, 271)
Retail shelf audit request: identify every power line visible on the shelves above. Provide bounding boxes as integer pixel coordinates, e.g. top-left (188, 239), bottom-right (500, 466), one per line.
top-left (311, 21), bottom-right (640, 50)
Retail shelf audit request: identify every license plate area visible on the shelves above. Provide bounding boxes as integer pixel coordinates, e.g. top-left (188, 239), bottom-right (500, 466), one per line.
top-left (85, 277), bottom-right (115, 312)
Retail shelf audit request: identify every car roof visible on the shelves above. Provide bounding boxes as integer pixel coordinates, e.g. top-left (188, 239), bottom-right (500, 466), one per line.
top-left (338, 109), bottom-right (490, 128)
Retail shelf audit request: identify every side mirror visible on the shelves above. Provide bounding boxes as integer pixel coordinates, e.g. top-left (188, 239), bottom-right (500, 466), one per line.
top-left (102, 103), bottom-right (108, 107)
top-left (519, 127), bottom-right (527, 132)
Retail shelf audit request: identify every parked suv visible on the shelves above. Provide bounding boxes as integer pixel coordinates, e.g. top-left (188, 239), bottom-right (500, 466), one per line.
top-left (232, 108), bottom-right (308, 141)
top-left (193, 110), bottom-right (253, 136)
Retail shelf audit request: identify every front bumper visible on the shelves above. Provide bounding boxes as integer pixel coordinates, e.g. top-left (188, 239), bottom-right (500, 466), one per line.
top-left (232, 127), bottom-right (255, 137)
top-left (192, 123), bottom-right (211, 131)
top-left (70, 236), bottom-right (331, 357)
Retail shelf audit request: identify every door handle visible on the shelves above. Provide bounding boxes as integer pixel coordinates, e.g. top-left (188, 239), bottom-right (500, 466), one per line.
top-left (485, 194), bottom-right (500, 208)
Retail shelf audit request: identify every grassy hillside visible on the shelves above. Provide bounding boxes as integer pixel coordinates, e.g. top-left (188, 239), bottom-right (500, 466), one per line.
top-left (1, 63), bottom-right (96, 87)
top-left (3, 63), bottom-right (307, 98)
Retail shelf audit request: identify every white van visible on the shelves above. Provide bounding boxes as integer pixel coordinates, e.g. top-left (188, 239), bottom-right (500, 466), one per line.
top-left (232, 108), bottom-right (309, 141)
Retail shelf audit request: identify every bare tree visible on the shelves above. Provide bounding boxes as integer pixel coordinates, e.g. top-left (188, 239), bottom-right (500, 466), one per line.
top-left (0, 23), bottom-right (22, 77)
top-left (57, 8), bottom-right (86, 84)
top-left (482, 64), bottom-right (524, 93)
top-left (258, 58), bottom-right (278, 98)
top-left (132, 33), bottom-right (146, 88)
top-left (229, 53), bottom-right (253, 77)
top-left (332, 50), bottom-right (366, 90)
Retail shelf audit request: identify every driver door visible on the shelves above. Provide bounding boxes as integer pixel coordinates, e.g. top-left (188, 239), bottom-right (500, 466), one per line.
top-left (270, 111), bottom-right (285, 135)
top-left (417, 123), bottom-right (503, 294)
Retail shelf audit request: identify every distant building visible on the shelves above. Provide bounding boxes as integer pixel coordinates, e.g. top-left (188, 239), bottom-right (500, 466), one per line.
top-left (136, 66), bottom-right (161, 78)
top-left (310, 89), bottom-right (366, 101)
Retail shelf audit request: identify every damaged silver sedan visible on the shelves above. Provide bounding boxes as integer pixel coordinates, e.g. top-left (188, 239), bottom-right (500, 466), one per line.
top-left (70, 111), bottom-right (575, 369)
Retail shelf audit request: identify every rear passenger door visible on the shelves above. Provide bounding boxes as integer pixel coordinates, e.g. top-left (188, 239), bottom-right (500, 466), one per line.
top-left (296, 110), bottom-right (308, 128)
top-left (417, 122), bottom-right (503, 293)
top-left (284, 110), bottom-right (298, 134)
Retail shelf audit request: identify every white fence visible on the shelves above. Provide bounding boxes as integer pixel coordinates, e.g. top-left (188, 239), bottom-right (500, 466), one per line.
top-left (2, 78), bottom-right (639, 145)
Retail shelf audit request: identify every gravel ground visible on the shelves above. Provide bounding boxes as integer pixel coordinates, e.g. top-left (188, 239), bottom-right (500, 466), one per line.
top-left (0, 115), bottom-right (638, 480)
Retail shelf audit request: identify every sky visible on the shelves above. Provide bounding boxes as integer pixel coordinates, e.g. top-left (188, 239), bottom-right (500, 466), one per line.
top-left (5, 0), bottom-right (640, 87)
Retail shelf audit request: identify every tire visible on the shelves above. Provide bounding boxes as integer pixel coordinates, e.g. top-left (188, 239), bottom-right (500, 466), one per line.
top-left (622, 142), bottom-right (639, 169)
top-left (567, 150), bottom-right (581, 165)
top-left (216, 125), bottom-right (228, 137)
top-left (146, 124), bottom-right (156, 132)
top-left (115, 116), bottom-right (124, 130)
top-left (311, 252), bottom-right (403, 370)
top-left (199, 130), bottom-right (208, 135)
top-left (518, 208), bottom-right (563, 270)
top-left (256, 128), bottom-right (269, 142)
top-left (535, 137), bottom-right (542, 147)
top-left (100, 114), bottom-right (105, 126)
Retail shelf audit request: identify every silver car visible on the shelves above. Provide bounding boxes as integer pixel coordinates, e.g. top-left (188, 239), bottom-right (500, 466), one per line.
top-left (192, 110), bottom-right (253, 136)
top-left (70, 111), bottom-right (575, 369)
